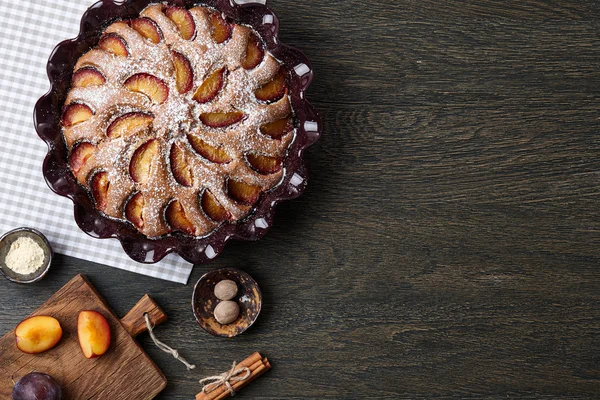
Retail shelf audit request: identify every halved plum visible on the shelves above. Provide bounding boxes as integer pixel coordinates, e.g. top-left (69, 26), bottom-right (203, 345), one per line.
top-left (201, 190), bottom-right (231, 222)
top-left (187, 134), bottom-right (231, 164)
top-left (193, 68), bottom-right (225, 104)
top-left (69, 142), bottom-right (95, 174)
top-left (130, 17), bottom-right (162, 44)
top-left (241, 34), bottom-right (264, 70)
top-left (255, 68), bottom-right (287, 102)
top-left (209, 12), bottom-right (232, 44)
top-left (165, 200), bottom-right (195, 235)
top-left (246, 153), bottom-right (283, 174)
top-left (72, 67), bottom-right (106, 88)
top-left (125, 192), bottom-right (144, 229)
top-left (106, 112), bottom-right (153, 138)
top-left (62, 103), bottom-right (93, 127)
top-left (130, 139), bottom-right (158, 184)
top-left (170, 143), bottom-right (193, 187)
top-left (171, 51), bottom-right (193, 94)
top-left (200, 111), bottom-right (245, 128)
top-left (259, 117), bottom-right (293, 139)
top-left (91, 171), bottom-right (110, 212)
top-left (98, 33), bottom-right (129, 56)
top-left (227, 179), bottom-right (262, 205)
top-left (15, 316), bottom-right (63, 354)
top-left (78, 310), bottom-right (111, 359)
top-left (124, 73), bottom-right (169, 104)
top-left (165, 6), bottom-right (196, 40)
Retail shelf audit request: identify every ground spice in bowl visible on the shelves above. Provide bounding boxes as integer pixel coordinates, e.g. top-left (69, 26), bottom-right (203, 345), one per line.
top-left (5, 236), bottom-right (46, 275)
top-left (0, 228), bottom-right (53, 283)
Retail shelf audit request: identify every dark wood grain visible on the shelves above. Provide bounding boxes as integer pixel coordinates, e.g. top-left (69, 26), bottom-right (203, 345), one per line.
top-left (1, 0), bottom-right (600, 398)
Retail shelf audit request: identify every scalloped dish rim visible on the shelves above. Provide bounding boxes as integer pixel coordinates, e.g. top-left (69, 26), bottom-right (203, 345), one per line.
top-left (33, 0), bottom-right (321, 264)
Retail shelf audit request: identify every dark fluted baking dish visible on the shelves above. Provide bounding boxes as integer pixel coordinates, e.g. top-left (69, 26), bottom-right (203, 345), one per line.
top-left (34, 0), bottom-right (320, 264)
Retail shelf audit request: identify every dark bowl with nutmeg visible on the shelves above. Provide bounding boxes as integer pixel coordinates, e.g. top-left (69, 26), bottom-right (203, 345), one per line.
top-left (192, 267), bottom-right (261, 338)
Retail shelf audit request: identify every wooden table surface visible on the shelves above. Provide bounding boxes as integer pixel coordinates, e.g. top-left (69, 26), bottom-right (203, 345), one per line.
top-left (1, 0), bottom-right (600, 398)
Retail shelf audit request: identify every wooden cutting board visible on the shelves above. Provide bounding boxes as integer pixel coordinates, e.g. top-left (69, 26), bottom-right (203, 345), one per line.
top-left (0, 274), bottom-right (168, 399)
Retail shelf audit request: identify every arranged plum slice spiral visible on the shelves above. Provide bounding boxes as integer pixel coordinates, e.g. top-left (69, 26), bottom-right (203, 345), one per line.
top-left (61, 3), bottom-right (295, 238)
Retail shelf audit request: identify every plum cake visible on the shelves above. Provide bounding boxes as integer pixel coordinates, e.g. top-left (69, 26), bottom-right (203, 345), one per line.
top-left (62, 3), bottom-right (294, 238)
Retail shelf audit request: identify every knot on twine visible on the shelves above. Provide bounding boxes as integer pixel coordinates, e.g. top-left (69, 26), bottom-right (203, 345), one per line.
top-left (144, 313), bottom-right (196, 370)
top-left (200, 361), bottom-right (251, 396)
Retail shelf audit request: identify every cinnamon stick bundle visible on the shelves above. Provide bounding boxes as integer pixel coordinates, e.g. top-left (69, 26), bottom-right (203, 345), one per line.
top-left (196, 352), bottom-right (271, 400)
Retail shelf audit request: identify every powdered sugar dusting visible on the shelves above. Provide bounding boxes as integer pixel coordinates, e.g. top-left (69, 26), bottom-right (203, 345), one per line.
top-left (61, 3), bottom-right (294, 238)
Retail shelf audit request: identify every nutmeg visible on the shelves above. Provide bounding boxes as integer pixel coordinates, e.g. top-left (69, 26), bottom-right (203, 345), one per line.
top-left (214, 279), bottom-right (238, 301)
top-left (214, 300), bottom-right (240, 324)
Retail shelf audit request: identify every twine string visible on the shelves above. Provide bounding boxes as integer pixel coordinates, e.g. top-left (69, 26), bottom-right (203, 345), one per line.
top-left (200, 361), bottom-right (251, 396)
top-left (144, 313), bottom-right (196, 370)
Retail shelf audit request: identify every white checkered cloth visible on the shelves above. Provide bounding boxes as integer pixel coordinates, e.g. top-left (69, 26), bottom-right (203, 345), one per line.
top-left (0, 0), bottom-right (197, 283)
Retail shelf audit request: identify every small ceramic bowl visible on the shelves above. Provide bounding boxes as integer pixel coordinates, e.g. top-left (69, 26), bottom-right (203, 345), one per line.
top-left (192, 268), bottom-right (262, 338)
top-left (0, 228), bottom-right (53, 283)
